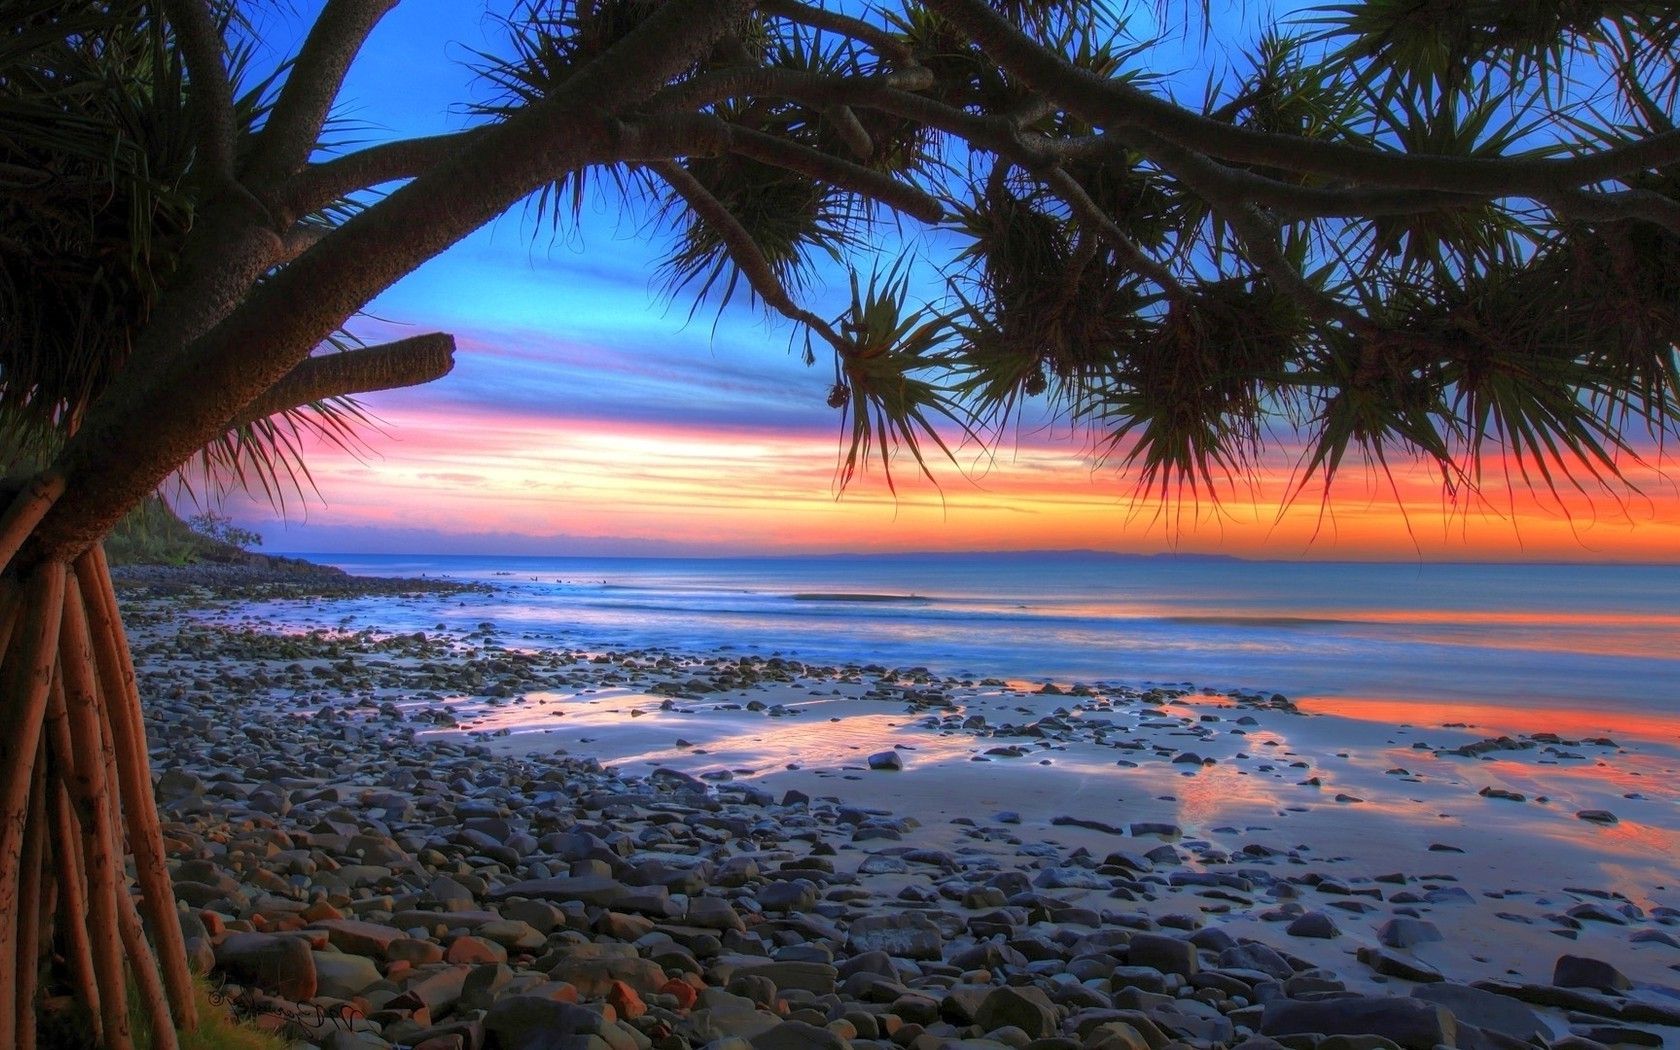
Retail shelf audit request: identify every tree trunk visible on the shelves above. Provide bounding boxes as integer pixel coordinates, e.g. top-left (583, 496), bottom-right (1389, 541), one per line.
top-left (0, 537), bottom-right (194, 1048)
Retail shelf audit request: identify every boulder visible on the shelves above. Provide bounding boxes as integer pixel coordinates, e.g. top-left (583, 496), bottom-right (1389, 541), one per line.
top-left (975, 985), bottom-right (1058, 1039)
top-left (1261, 997), bottom-right (1456, 1050)
top-left (1377, 917), bottom-right (1443, 949)
top-left (847, 913), bottom-right (942, 961)
top-left (1413, 983), bottom-right (1546, 1041)
top-left (215, 933), bottom-right (316, 1001)
top-left (1127, 932), bottom-right (1198, 977)
top-left (1553, 954), bottom-right (1632, 992)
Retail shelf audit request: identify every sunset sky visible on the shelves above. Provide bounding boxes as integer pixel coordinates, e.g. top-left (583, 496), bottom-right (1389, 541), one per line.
top-left (223, 2), bottom-right (1680, 562)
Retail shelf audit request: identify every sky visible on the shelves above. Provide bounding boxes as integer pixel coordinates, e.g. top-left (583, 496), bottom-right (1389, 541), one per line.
top-left (219, 2), bottom-right (1680, 562)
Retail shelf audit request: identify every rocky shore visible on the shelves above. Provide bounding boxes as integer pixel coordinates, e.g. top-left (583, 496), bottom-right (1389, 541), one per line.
top-left (120, 585), bottom-right (1680, 1050)
top-left (111, 555), bottom-right (488, 602)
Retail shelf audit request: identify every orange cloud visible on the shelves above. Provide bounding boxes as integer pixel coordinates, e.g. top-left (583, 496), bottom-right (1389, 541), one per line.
top-left (230, 400), bottom-right (1680, 561)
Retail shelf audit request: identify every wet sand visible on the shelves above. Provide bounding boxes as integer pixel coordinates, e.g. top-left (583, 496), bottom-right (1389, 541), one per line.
top-left (124, 582), bottom-right (1680, 1048)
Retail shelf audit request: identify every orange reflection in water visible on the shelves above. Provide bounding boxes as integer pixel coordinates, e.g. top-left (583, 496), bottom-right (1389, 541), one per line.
top-left (1297, 695), bottom-right (1680, 744)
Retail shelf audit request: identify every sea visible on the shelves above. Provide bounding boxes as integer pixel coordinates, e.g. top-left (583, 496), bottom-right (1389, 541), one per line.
top-left (271, 552), bottom-right (1680, 733)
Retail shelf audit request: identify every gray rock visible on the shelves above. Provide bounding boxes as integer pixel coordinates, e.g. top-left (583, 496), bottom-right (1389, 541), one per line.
top-left (847, 912), bottom-right (942, 960)
top-left (1261, 997), bottom-right (1457, 1050)
top-left (312, 950), bottom-right (382, 999)
top-left (1357, 945), bottom-right (1443, 983)
top-left (1553, 953), bottom-right (1632, 992)
top-left (728, 960), bottom-right (839, 995)
top-left (490, 874), bottom-right (629, 908)
top-left (1286, 912), bottom-right (1341, 939)
top-left (215, 932), bottom-right (316, 1000)
top-left (483, 996), bottom-right (605, 1050)
top-left (975, 985), bottom-right (1059, 1039)
top-left (1414, 982), bottom-right (1546, 1040)
top-left (749, 1020), bottom-right (851, 1049)
top-left (1127, 932), bottom-right (1198, 977)
top-left (1378, 916), bottom-right (1443, 949)
top-left (867, 750), bottom-right (903, 771)
top-left (756, 879), bottom-right (817, 912)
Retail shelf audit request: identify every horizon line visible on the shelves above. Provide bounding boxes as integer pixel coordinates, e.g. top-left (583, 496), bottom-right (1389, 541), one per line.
top-left (268, 547), bottom-right (1680, 567)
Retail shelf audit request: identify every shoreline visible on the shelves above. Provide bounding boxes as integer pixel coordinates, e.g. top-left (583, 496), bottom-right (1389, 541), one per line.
top-left (119, 577), bottom-right (1680, 1049)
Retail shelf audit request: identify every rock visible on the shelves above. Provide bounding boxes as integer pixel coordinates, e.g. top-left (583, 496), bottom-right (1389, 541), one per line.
top-left (1261, 997), bottom-right (1457, 1050)
top-left (1413, 983), bottom-right (1546, 1040)
top-left (750, 1020), bottom-right (851, 1049)
top-left (490, 874), bottom-right (629, 908)
top-left (975, 985), bottom-right (1059, 1039)
top-left (1218, 943), bottom-right (1293, 980)
top-left (756, 879), bottom-right (816, 913)
top-left (458, 962), bottom-right (514, 1013)
top-left (1377, 917), bottom-right (1443, 949)
top-left (847, 913), bottom-right (942, 960)
top-left (1553, 954), bottom-right (1632, 992)
top-left (606, 979), bottom-right (645, 1020)
top-left (1286, 912), bottom-right (1341, 939)
top-left (1084, 1022), bottom-right (1152, 1050)
top-left (867, 750), bottom-right (903, 771)
top-left (483, 996), bottom-right (605, 1050)
top-left (313, 950), bottom-right (383, 998)
top-left (686, 896), bottom-right (745, 932)
top-left (1575, 809), bottom-right (1619, 824)
top-left (728, 960), bottom-right (838, 995)
top-left (1126, 932), bottom-right (1198, 977)
top-left (1357, 946), bottom-right (1443, 983)
top-left (215, 933), bottom-right (316, 1000)
top-left (309, 918), bottom-right (407, 959)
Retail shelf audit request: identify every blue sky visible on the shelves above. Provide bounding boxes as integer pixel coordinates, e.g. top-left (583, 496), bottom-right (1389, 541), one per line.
top-left (221, 3), bottom-right (1680, 561)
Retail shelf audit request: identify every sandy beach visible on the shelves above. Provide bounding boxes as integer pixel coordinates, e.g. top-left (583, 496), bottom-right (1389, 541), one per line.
top-left (114, 570), bottom-right (1680, 1049)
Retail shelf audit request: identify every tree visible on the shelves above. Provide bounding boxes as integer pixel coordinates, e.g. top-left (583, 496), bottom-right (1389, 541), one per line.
top-left (2, 0), bottom-right (1677, 1043)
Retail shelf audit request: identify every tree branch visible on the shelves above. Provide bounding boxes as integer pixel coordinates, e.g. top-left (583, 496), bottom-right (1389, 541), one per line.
top-left (758, 0), bottom-right (915, 64)
top-left (160, 0), bottom-right (236, 181)
top-left (1550, 187), bottom-right (1680, 238)
top-left (651, 159), bottom-right (847, 352)
top-left (32, 0), bottom-right (758, 562)
top-left (248, 0), bottom-right (401, 186)
top-left (281, 128), bottom-right (489, 219)
top-left (724, 123), bottom-right (943, 223)
top-left (610, 113), bottom-right (943, 222)
top-left (1140, 137), bottom-right (1376, 334)
top-left (1093, 131), bottom-right (1493, 220)
top-left (926, 0), bottom-right (1680, 195)
top-left (1042, 167), bottom-right (1188, 301)
top-left (649, 64), bottom-right (933, 116)
top-left (231, 334), bottom-right (456, 427)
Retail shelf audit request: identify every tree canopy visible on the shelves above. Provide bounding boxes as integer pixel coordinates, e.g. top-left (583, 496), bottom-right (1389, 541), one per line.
top-left (4, 0), bottom-right (1680, 558)
top-left (1, 6), bottom-right (1678, 1043)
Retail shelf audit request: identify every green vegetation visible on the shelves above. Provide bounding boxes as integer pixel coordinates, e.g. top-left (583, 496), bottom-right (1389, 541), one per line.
top-left (3, 3), bottom-right (1680, 1047)
top-left (39, 976), bottom-right (289, 1050)
top-left (103, 499), bottom-right (260, 566)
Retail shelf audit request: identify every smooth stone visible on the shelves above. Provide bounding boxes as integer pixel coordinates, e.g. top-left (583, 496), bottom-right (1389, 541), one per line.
top-left (974, 985), bottom-right (1059, 1040)
top-left (749, 1020), bottom-right (851, 1049)
top-left (312, 950), bottom-right (383, 998)
top-left (1553, 954), bottom-right (1632, 992)
top-left (847, 913), bottom-right (942, 961)
top-left (1377, 917), bottom-right (1443, 949)
top-left (1286, 912), bottom-right (1341, 939)
top-left (1413, 983), bottom-right (1546, 1040)
top-left (215, 932), bottom-right (317, 1000)
top-left (1126, 933), bottom-right (1198, 977)
top-left (1261, 997), bottom-right (1457, 1050)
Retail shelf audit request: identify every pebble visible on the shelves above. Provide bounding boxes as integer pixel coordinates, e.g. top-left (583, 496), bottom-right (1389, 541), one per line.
top-left (108, 581), bottom-right (1680, 1050)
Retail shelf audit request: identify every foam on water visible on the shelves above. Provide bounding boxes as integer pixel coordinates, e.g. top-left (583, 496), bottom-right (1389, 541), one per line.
top-left (273, 551), bottom-right (1680, 733)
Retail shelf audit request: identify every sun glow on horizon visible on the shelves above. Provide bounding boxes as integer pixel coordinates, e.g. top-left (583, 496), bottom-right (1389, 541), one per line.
top-left (231, 393), bottom-right (1680, 562)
